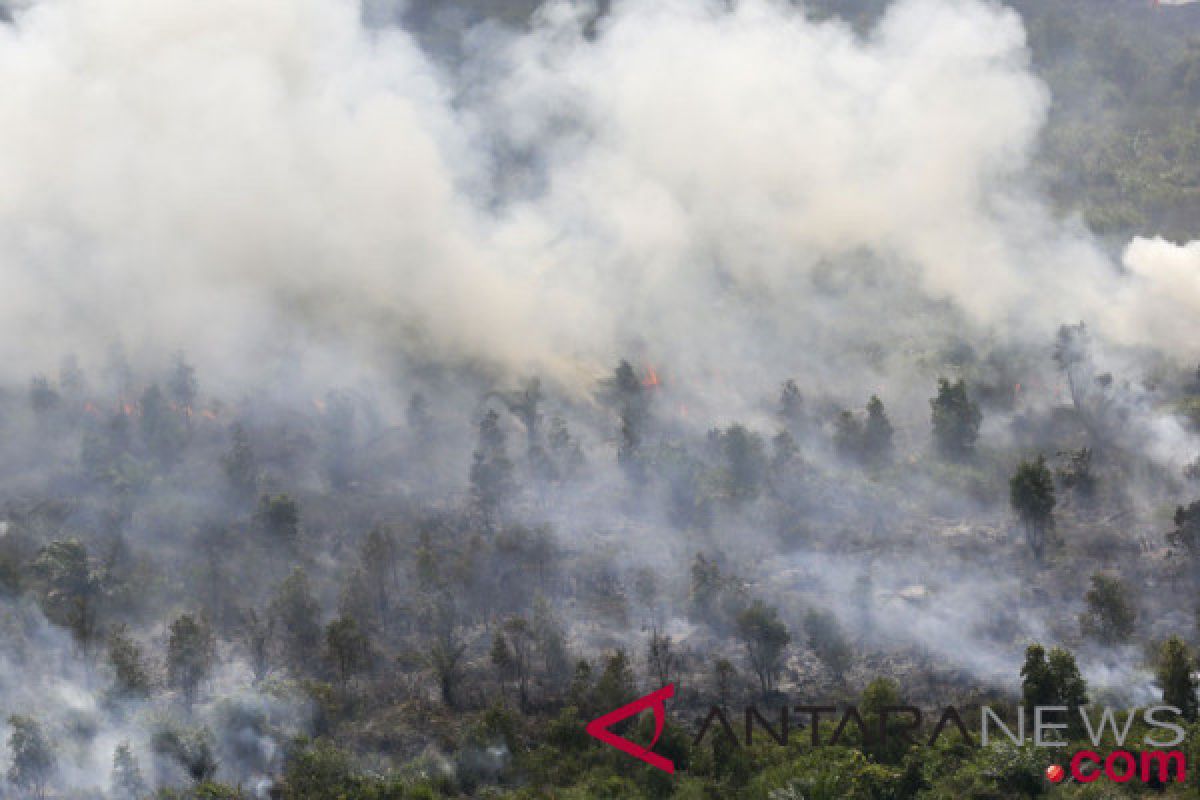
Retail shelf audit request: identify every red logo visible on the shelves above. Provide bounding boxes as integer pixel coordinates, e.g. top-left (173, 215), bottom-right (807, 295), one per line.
top-left (585, 684), bottom-right (676, 773)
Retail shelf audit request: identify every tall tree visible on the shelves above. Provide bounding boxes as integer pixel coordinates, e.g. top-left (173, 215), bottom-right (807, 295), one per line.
top-left (469, 410), bottom-right (515, 529)
top-left (31, 540), bottom-right (104, 657)
top-left (491, 616), bottom-right (534, 711)
top-left (736, 600), bottom-right (790, 694)
top-left (1080, 572), bottom-right (1136, 646)
top-left (712, 424), bottom-right (767, 504)
top-left (7, 715), bottom-right (54, 800)
top-left (167, 351), bottom-right (198, 413)
top-left (221, 423), bottom-right (258, 503)
top-left (360, 527), bottom-right (399, 627)
top-left (646, 627), bottom-right (676, 688)
top-left (804, 609), bottom-right (853, 681)
top-left (862, 395), bottom-right (894, 466)
top-left (1021, 644), bottom-right (1089, 736)
top-left (29, 376), bottom-right (60, 418)
top-left (930, 378), bottom-right (981, 460)
top-left (139, 384), bottom-right (185, 464)
top-left (1010, 455), bottom-right (1057, 562)
top-left (778, 379), bottom-right (805, 430)
top-left (1156, 636), bottom-right (1198, 721)
top-left (106, 625), bottom-right (152, 700)
top-left (255, 494), bottom-right (300, 545)
top-left (269, 569), bottom-right (322, 675)
top-left (110, 742), bottom-right (147, 800)
top-left (324, 616), bottom-right (371, 686)
top-left (167, 614), bottom-right (215, 708)
top-left (427, 596), bottom-right (467, 709)
top-left (1168, 500), bottom-right (1200, 558)
top-left (610, 360), bottom-right (651, 483)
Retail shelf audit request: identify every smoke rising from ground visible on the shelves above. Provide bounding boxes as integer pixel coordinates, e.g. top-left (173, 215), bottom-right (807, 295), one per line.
top-left (2, 0), bottom-right (1200, 795)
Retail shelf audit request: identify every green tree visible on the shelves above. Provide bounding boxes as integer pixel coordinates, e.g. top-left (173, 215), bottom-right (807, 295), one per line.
top-left (862, 395), bottom-right (894, 466)
top-left (1168, 500), bottom-right (1200, 557)
top-left (167, 614), bottom-right (215, 708)
top-left (646, 627), bottom-right (676, 688)
top-left (324, 616), bottom-right (371, 686)
top-left (255, 494), bottom-right (300, 545)
top-left (1020, 643), bottom-right (1056, 714)
top-left (736, 600), bottom-right (790, 694)
top-left (360, 526), bottom-right (399, 627)
top-left (269, 568), bottom-right (322, 674)
top-left (1021, 644), bottom-right (1089, 737)
top-left (31, 540), bottom-right (104, 657)
top-left (241, 607), bottom-right (272, 683)
top-left (110, 741), bottom-right (147, 800)
top-left (779, 379), bottom-right (805, 429)
top-left (533, 595), bottom-right (571, 690)
top-left (1048, 647), bottom-right (1089, 716)
top-left (804, 608), bottom-right (853, 681)
top-left (7, 715), bottom-right (54, 800)
top-left (712, 424), bottom-right (767, 504)
top-left (833, 410), bottom-right (864, 461)
top-left (1010, 455), bottom-right (1057, 562)
top-left (221, 423), bottom-right (258, 503)
top-left (138, 383), bottom-right (185, 464)
top-left (593, 649), bottom-right (637, 712)
top-left (1057, 447), bottom-right (1096, 500)
top-left (1156, 636), bottom-right (1198, 721)
top-left (167, 351), bottom-right (198, 413)
top-left (491, 616), bottom-right (534, 711)
top-left (106, 625), bottom-right (152, 700)
top-left (930, 378), bottom-right (981, 460)
top-left (1080, 572), bottom-right (1136, 646)
top-left (469, 410), bottom-right (515, 529)
top-left (29, 376), bottom-right (60, 418)
top-left (609, 360), bottom-right (652, 483)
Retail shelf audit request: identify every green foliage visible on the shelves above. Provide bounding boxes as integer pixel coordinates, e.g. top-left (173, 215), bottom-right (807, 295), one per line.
top-left (270, 568), bottom-right (323, 675)
top-left (107, 625), bottom-right (152, 700)
top-left (30, 539), bottom-right (104, 655)
top-left (324, 615), bottom-right (372, 685)
top-left (609, 360), bottom-right (652, 484)
top-left (736, 600), bottom-right (790, 695)
top-left (1010, 455), bottom-right (1056, 562)
top-left (1168, 500), bottom-right (1200, 555)
top-left (1156, 635), bottom-right (1198, 722)
top-left (256, 493), bottom-right (300, 544)
top-left (710, 423), bottom-right (768, 505)
top-left (863, 396), bottom-right (894, 467)
top-left (592, 650), bottom-right (636, 713)
top-left (167, 613), bottom-right (216, 707)
top-left (930, 378), bottom-right (981, 461)
top-left (220, 423), bottom-right (258, 503)
top-left (7, 715), bottom-right (54, 799)
top-left (110, 741), bottom-right (147, 800)
top-left (1020, 643), bottom-right (1088, 724)
top-left (1080, 572), bottom-right (1137, 646)
top-left (803, 608), bottom-right (853, 681)
top-left (470, 410), bottom-right (516, 528)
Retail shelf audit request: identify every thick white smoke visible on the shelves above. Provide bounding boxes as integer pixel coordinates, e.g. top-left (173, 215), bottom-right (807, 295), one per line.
top-left (2, 0), bottom-right (1186, 406)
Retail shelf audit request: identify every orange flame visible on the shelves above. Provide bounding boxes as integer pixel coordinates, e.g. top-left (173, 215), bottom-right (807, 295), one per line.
top-left (642, 366), bottom-right (660, 389)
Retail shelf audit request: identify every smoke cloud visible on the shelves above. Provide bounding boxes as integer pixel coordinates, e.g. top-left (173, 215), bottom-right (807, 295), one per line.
top-left (0, 0), bottom-right (1187, 405)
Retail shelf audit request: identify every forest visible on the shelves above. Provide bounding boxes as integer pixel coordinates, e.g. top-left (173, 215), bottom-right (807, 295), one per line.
top-left (4, 0), bottom-right (1200, 798)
